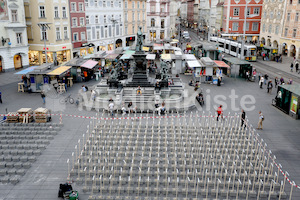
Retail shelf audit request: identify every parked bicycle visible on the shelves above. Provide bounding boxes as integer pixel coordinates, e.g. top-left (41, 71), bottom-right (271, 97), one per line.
top-left (60, 94), bottom-right (74, 104)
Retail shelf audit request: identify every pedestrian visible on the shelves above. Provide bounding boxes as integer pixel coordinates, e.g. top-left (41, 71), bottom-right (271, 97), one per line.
top-left (267, 80), bottom-right (273, 94)
top-left (217, 76), bottom-right (221, 86)
top-left (0, 91), bottom-right (2, 104)
top-left (259, 77), bottom-right (264, 89)
top-left (241, 109), bottom-right (246, 127)
top-left (109, 101), bottom-right (114, 117)
top-left (264, 74), bottom-right (268, 85)
top-left (128, 102), bottom-right (133, 113)
top-left (216, 105), bottom-right (223, 121)
top-left (41, 91), bottom-right (46, 104)
top-left (296, 63), bottom-right (299, 73)
top-left (257, 111), bottom-right (264, 130)
top-left (91, 90), bottom-right (96, 101)
top-left (274, 77), bottom-right (279, 88)
top-left (288, 78), bottom-right (293, 85)
top-left (245, 71), bottom-right (249, 81)
top-left (290, 63), bottom-right (294, 72)
top-left (136, 86), bottom-right (142, 95)
top-left (258, 72), bottom-right (261, 82)
top-left (280, 77), bottom-right (285, 85)
top-left (82, 85), bottom-right (87, 92)
top-left (252, 69), bottom-right (257, 81)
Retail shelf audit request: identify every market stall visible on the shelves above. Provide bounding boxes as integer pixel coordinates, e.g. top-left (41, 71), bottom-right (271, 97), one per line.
top-left (187, 60), bottom-right (202, 82)
top-left (214, 60), bottom-right (231, 76)
top-left (274, 84), bottom-right (300, 119)
top-left (222, 57), bottom-right (252, 79)
top-left (200, 57), bottom-right (217, 83)
top-left (80, 60), bottom-right (98, 81)
top-left (120, 50), bottom-right (135, 60)
top-left (200, 41), bottom-right (219, 60)
top-left (161, 54), bottom-right (173, 62)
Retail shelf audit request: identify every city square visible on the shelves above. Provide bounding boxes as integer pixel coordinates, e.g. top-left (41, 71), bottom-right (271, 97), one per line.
top-left (0, 0), bottom-right (300, 199)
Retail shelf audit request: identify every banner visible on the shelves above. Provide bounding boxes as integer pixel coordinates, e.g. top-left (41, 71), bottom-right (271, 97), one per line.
top-left (290, 95), bottom-right (298, 114)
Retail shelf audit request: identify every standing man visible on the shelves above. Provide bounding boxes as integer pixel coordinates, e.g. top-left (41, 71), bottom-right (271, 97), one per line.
top-left (0, 91), bottom-right (2, 104)
top-left (257, 111), bottom-right (264, 130)
top-left (216, 105), bottom-right (223, 121)
top-left (241, 109), bottom-right (246, 127)
top-left (267, 81), bottom-right (273, 94)
top-left (109, 101), bottom-right (114, 117)
top-left (41, 91), bottom-right (46, 104)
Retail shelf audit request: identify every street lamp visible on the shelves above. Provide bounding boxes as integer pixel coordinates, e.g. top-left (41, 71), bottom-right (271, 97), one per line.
top-left (37, 22), bottom-right (51, 63)
top-left (110, 18), bottom-right (118, 51)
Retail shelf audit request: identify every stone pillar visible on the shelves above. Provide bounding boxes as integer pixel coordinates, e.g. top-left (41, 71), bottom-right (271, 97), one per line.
top-left (287, 46), bottom-right (291, 57)
top-left (296, 48), bottom-right (300, 59)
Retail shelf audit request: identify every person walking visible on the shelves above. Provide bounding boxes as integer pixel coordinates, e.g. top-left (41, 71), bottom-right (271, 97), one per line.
top-left (258, 72), bottom-right (262, 82)
top-left (264, 74), bottom-right (268, 85)
top-left (290, 63), bottom-right (294, 72)
top-left (109, 101), bottom-right (114, 117)
top-left (274, 77), bottom-right (279, 88)
top-left (259, 76), bottom-right (264, 89)
top-left (295, 62), bottom-right (299, 73)
top-left (41, 91), bottom-right (46, 104)
top-left (0, 91), bottom-right (2, 104)
top-left (257, 111), bottom-right (264, 130)
top-left (267, 80), bottom-right (273, 94)
top-left (241, 109), bottom-right (246, 127)
top-left (216, 105), bottom-right (223, 121)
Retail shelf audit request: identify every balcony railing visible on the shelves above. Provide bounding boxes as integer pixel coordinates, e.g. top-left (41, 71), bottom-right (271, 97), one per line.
top-left (160, 12), bottom-right (169, 17)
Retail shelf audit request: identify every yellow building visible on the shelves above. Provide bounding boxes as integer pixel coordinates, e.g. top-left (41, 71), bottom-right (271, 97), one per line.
top-left (24, 0), bottom-right (72, 65)
top-left (123, 0), bottom-right (147, 46)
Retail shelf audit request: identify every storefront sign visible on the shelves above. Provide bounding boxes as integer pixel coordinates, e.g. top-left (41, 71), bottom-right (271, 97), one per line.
top-left (290, 95), bottom-right (298, 114)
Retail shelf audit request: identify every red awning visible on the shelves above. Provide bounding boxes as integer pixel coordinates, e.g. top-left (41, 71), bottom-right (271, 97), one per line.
top-left (81, 60), bottom-right (98, 69)
top-left (214, 61), bottom-right (230, 68)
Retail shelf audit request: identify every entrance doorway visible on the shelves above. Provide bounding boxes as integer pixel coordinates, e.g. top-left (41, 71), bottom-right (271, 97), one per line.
top-left (14, 54), bottom-right (22, 69)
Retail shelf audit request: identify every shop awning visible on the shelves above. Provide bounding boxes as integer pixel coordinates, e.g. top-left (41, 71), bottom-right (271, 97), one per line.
top-left (146, 54), bottom-right (156, 60)
top-left (187, 60), bottom-right (201, 68)
top-left (47, 66), bottom-right (72, 76)
top-left (214, 61), bottom-right (230, 68)
top-left (15, 66), bottom-right (38, 75)
top-left (105, 54), bottom-right (119, 60)
top-left (81, 60), bottom-right (98, 69)
top-left (161, 54), bottom-right (172, 61)
top-left (120, 50), bottom-right (135, 60)
top-left (183, 54), bottom-right (197, 60)
top-left (143, 46), bottom-right (150, 51)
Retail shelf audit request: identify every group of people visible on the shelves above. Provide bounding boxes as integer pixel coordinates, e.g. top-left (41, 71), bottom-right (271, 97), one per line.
top-left (257, 73), bottom-right (292, 94)
top-left (290, 57), bottom-right (300, 74)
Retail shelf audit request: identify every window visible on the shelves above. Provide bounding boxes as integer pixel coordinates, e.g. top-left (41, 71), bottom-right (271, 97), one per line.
top-left (268, 24), bottom-right (272, 33)
top-left (125, 13), bottom-right (127, 22)
top-left (252, 22), bottom-right (258, 31)
top-left (72, 18), bottom-right (77, 27)
top-left (71, 3), bottom-right (76, 12)
top-left (263, 11), bottom-right (266, 18)
top-left (296, 13), bottom-right (299, 22)
top-left (64, 27), bottom-right (68, 39)
top-left (96, 30), bottom-right (100, 39)
top-left (85, 0), bottom-right (88, 6)
top-left (247, 8), bottom-right (250, 17)
top-left (95, 15), bottom-right (99, 24)
top-left (107, 1), bottom-right (109, 7)
top-left (287, 13), bottom-right (290, 21)
top-left (275, 25), bottom-right (279, 34)
top-left (95, 0), bottom-right (98, 6)
top-left (104, 15), bottom-right (107, 23)
top-left (137, 12), bottom-right (140, 21)
top-left (143, 2), bottom-right (145, 9)
top-left (270, 11), bottom-right (273, 19)
top-left (125, 26), bottom-right (128, 34)
top-left (161, 19), bottom-right (164, 28)
top-left (125, 1), bottom-right (127, 8)
top-left (101, 26), bottom-right (104, 38)
top-left (277, 11), bottom-right (281, 19)
top-left (120, 26), bottom-right (122, 36)
top-left (79, 3), bottom-right (83, 11)
top-left (232, 22), bottom-right (239, 31)
top-left (11, 10), bottom-right (17, 22)
top-left (81, 32), bottom-right (86, 40)
top-left (86, 16), bottom-right (89, 24)
top-left (253, 8), bottom-right (260, 15)
top-left (132, 2), bottom-right (135, 9)
top-left (116, 24), bottom-right (119, 35)
top-left (119, 1), bottom-right (121, 7)
top-left (80, 17), bottom-right (84, 26)
top-left (143, 13), bottom-right (145, 20)
top-left (132, 13), bottom-right (135, 21)
top-left (39, 6), bottom-right (45, 18)
top-left (262, 24), bottom-right (266, 32)
top-left (137, 2), bottom-right (140, 8)
top-left (111, 1), bottom-right (113, 7)
top-left (246, 22), bottom-right (249, 31)
top-left (293, 29), bottom-right (297, 37)
top-left (62, 7), bottom-right (67, 18)
top-left (56, 27), bottom-right (61, 40)
top-left (41, 29), bottom-right (47, 40)
top-left (73, 33), bottom-right (78, 41)
top-left (109, 25), bottom-right (111, 36)
top-left (150, 5), bottom-right (155, 13)
top-left (132, 25), bottom-right (135, 34)
top-left (284, 28), bottom-right (288, 36)
top-left (54, 7), bottom-right (59, 18)
top-left (151, 18), bottom-right (155, 27)
top-left (233, 8), bottom-right (239, 16)
top-left (16, 33), bottom-right (22, 44)
top-left (88, 31), bottom-right (91, 40)
top-left (290, 0), bottom-right (292, 4)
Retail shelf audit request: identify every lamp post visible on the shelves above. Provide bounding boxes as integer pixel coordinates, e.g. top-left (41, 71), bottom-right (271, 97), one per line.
top-left (111, 18), bottom-right (118, 51)
top-left (37, 22), bottom-right (51, 63)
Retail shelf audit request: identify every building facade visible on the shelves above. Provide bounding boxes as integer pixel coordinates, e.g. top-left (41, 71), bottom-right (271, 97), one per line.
top-left (25, 0), bottom-right (72, 66)
top-left (187, 0), bottom-right (194, 27)
top-left (279, 0), bottom-right (300, 57)
top-left (215, 1), bottom-right (224, 35)
top-left (84, 0), bottom-right (124, 52)
top-left (169, 0), bottom-right (180, 37)
top-left (0, 0), bottom-right (29, 72)
top-left (147, 0), bottom-right (171, 42)
top-left (69, 0), bottom-right (88, 57)
top-left (222, 0), bottom-right (263, 42)
top-left (123, 0), bottom-right (147, 47)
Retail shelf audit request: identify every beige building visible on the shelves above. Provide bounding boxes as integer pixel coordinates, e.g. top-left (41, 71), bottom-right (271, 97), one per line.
top-left (24, 0), bottom-right (72, 66)
top-left (124, 0), bottom-right (147, 46)
top-left (260, 0), bottom-right (287, 54)
top-left (0, 0), bottom-right (29, 72)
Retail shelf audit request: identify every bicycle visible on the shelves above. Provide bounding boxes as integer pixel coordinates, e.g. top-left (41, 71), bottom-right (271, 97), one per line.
top-left (60, 94), bottom-right (74, 104)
